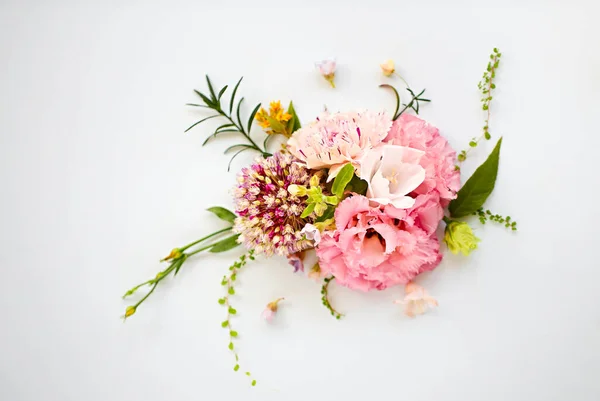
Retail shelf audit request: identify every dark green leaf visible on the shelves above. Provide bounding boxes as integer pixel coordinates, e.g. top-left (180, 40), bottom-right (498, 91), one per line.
top-left (247, 103), bottom-right (261, 133)
top-left (194, 90), bottom-right (215, 108)
top-left (217, 85), bottom-right (228, 101)
top-left (209, 234), bottom-right (241, 253)
top-left (380, 84), bottom-right (400, 119)
top-left (185, 103), bottom-right (209, 108)
top-left (205, 75), bottom-right (217, 101)
top-left (202, 129), bottom-right (239, 146)
top-left (315, 205), bottom-right (335, 222)
top-left (331, 164), bottom-right (355, 198)
top-left (449, 137), bottom-right (503, 218)
top-left (184, 114), bottom-right (219, 133)
top-left (206, 206), bottom-right (237, 223)
top-left (224, 144), bottom-right (253, 154)
top-left (229, 77), bottom-right (243, 114)
top-left (228, 147), bottom-right (251, 172)
top-left (236, 98), bottom-right (245, 128)
top-left (346, 175), bottom-right (368, 195)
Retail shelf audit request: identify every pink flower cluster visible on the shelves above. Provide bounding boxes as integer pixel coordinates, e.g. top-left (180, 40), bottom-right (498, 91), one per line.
top-left (312, 114), bottom-right (460, 291)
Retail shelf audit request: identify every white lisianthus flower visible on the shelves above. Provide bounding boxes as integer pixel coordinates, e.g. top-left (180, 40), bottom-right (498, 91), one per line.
top-left (358, 144), bottom-right (426, 209)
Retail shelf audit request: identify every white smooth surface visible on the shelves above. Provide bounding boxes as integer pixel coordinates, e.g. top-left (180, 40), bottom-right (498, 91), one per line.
top-left (1, 1), bottom-right (599, 400)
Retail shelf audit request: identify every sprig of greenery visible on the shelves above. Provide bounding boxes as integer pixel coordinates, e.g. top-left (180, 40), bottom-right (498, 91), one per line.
top-left (186, 76), bottom-right (271, 170)
top-left (379, 84), bottom-right (431, 121)
top-left (122, 207), bottom-right (241, 319)
top-left (218, 250), bottom-right (257, 386)
top-left (321, 276), bottom-right (343, 319)
top-left (474, 208), bottom-right (517, 230)
top-left (457, 48), bottom-right (502, 166)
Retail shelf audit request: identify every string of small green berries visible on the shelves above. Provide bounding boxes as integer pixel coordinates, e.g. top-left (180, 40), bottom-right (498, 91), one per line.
top-left (474, 208), bottom-right (517, 230)
top-left (218, 250), bottom-right (257, 386)
top-left (457, 48), bottom-right (502, 168)
top-left (321, 276), bottom-right (344, 320)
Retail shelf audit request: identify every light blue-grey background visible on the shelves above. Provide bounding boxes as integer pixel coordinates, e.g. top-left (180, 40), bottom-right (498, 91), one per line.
top-left (1, 1), bottom-right (599, 400)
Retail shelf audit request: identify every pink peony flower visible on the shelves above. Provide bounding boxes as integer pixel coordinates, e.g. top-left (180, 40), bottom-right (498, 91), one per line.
top-left (316, 195), bottom-right (442, 291)
top-left (384, 114), bottom-right (460, 205)
top-left (395, 282), bottom-right (438, 317)
top-left (287, 111), bottom-right (392, 181)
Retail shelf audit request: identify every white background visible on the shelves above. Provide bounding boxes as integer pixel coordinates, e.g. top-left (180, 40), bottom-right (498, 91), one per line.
top-left (1, 1), bottom-right (599, 400)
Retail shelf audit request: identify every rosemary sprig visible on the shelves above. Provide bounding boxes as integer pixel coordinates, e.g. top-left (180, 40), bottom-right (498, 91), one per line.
top-left (473, 208), bottom-right (517, 230)
top-left (186, 76), bottom-right (271, 170)
top-left (321, 276), bottom-right (344, 319)
top-left (457, 48), bottom-right (502, 165)
top-left (218, 250), bottom-right (257, 386)
top-left (379, 84), bottom-right (430, 121)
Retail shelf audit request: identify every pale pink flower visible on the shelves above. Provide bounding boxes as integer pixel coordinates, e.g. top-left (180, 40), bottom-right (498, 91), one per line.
top-left (316, 195), bottom-right (442, 291)
top-left (315, 58), bottom-right (337, 87)
top-left (384, 114), bottom-right (460, 205)
top-left (261, 298), bottom-right (284, 321)
top-left (287, 111), bottom-right (392, 181)
top-left (395, 282), bottom-right (438, 317)
top-left (300, 223), bottom-right (321, 245)
top-left (358, 144), bottom-right (426, 209)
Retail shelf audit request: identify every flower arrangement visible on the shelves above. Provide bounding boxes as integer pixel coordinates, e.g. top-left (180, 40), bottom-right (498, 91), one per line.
top-left (122, 48), bottom-right (516, 385)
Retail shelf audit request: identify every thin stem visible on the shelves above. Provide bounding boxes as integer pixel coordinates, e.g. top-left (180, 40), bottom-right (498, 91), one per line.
top-left (217, 108), bottom-right (268, 157)
top-left (321, 277), bottom-right (343, 319)
top-left (180, 227), bottom-right (232, 252)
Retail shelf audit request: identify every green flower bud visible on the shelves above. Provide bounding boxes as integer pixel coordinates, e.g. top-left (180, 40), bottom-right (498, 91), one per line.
top-left (444, 220), bottom-right (480, 256)
top-left (287, 184), bottom-right (307, 197)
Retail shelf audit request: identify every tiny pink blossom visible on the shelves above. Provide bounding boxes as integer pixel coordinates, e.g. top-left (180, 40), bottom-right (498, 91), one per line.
top-left (315, 58), bottom-right (336, 76)
top-left (395, 282), bottom-right (438, 317)
top-left (261, 298), bottom-right (284, 321)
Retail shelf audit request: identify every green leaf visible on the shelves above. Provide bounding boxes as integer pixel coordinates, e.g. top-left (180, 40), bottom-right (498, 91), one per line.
top-left (230, 330), bottom-right (238, 337)
top-left (206, 75), bottom-right (217, 100)
top-left (218, 298), bottom-right (226, 305)
top-left (346, 175), bottom-right (368, 195)
top-left (247, 103), bottom-right (261, 133)
top-left (229, 77), bottom-right (243, 114)
top-left (449, 137), bottom-right (503, 218)
top-left (229, 307), bottom-right (237, 315)
top-left (236, 98), bottom-right (245, 128)
top-left (193, 90), bottom-right (215, 108)
top-left (217, 85), bottom-right (228, 101)
top-left (251, 380), bottom-right (257, 386)
top-left (228, 342), bottom-right (234, 350)
top-left (233, 364), bottom-right (240, 371)
top-left (287, 101), bottom-right (302, 133)
top-left (228, 287), bottom-right (235, 295)
top-left (228, 147), bottom-right (251, 172)
top-left (184, 114), bottom-right (219, 133)
top-left (207, 206), bottom-right (237, 223)
top-left (331, 164), bottom-right (355, 198)
top-left (221, 320), bottom-right (229, 328)
top-left (379, 84), bottom-right (400, 119)
top-left (224, 144), bottom-right (253, 155)
top-left (209, 235), bottom-right (241, 253)
top-left (265, 116), bottom-right (286, 133)
top-left (315, 205), bottom-right (335, 222)
top-left (300, 203), bottom-right (315, 218)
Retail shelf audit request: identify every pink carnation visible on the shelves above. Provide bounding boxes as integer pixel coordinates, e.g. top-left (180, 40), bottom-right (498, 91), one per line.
top-left (384, 114), bottom-right (460, 206)
top-left (287, 111), bottom-right (392, 180)
top-left (316, 195), bottom-right (442, 291)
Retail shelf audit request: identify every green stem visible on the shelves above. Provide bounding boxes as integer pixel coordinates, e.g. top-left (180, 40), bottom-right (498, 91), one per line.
top-left (217, 108), bottom-right (269, 157)
top-left (180, 227), bottom-right (232, 252)
top-left (443, 216), bottom-right (452, 224)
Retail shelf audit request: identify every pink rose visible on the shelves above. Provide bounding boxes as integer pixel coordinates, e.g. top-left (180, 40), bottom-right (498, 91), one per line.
top-left (384, 114), bottom-right (460, 206)
top-left (316, 195), bottom-right (442, 291)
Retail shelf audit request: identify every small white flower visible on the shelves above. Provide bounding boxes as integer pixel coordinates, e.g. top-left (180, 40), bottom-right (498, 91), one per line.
top-left (301, 223), bottom-right (321, 245)
top-left (315, 58), bottom-right (337, 88)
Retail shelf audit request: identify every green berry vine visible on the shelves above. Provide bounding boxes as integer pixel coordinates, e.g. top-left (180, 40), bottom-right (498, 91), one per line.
top-left (474, 208), bottom-right (517, 230)
top-left (218, 250), bottom-right (257, 386)
top-left (321, 276), bottom-right (344, 319)
top-left (457, 48), bottom-right (502, 167)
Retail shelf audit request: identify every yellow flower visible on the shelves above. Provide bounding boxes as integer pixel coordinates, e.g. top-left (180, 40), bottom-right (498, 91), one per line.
top-left (254, 100), bottom-right (293, 137)
top-left (380, 59), bottom-right (395, 77)
top-left (444, 220), bottom-right (480, 256)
